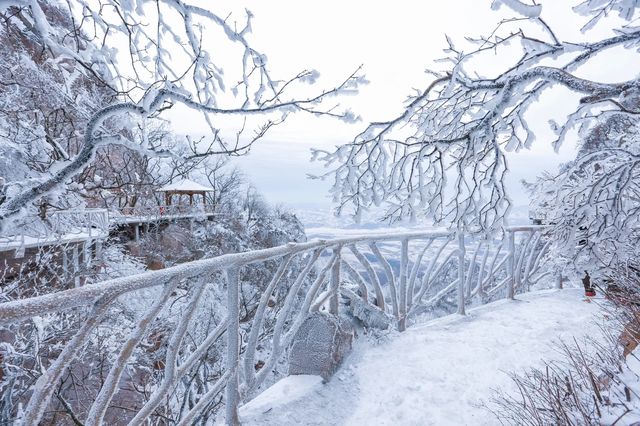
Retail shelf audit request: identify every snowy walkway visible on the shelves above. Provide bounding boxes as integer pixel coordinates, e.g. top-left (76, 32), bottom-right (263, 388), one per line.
top-left (240, 289), bottom-right (606, 426)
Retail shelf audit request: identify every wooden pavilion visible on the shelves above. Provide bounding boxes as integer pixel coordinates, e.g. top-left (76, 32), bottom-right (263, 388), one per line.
top-left (157, 178), bottom-right (214, 206)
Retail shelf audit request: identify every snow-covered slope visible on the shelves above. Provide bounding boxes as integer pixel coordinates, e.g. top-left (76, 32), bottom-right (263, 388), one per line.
top-left (240, 288), bottom-right (606, 425)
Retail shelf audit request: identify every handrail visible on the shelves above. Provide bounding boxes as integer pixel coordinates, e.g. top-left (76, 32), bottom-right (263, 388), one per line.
top-left (0, 230), bottom-right (454, 323)
top-left (0, 209), bottom-right (110, 251)
top-left (0, 225), bottom-right (556, 426)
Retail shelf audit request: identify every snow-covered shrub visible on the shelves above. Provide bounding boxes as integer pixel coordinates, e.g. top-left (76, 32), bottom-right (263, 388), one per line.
top-left (528, 110), bottom-right (640, 284)
top-left (488, 262), bottom-right (640, 425)
top-left (0, 2), bottom-right (113, 223)
top-left (487, 331), bottom-right (633, 425)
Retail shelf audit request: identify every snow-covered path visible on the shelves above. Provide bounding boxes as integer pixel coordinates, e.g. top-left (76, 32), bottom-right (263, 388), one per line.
top-left (240, 289), bottom-right (606, 426)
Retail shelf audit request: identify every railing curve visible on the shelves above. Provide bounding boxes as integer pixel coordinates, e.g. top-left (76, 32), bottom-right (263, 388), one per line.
top-left (0, 225), bottom-right (557, 425)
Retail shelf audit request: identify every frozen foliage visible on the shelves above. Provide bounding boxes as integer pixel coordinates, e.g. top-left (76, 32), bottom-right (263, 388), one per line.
top-left (489, 335), bottom-right (639, 425)
top-left (527, 109), bottom-right (640, 278)
top-left (490, 263), bottom-right (640, 424)
top-left (0, 0), bottom-right (366, 225)
top-left (492, 0), bottom-right (542, 18)
top-left (314, 1), bottom-right (640, 233)
top-left (575, 0), bottom-right (640, 31)
top-left (0, 2), bottom-right (114, 226)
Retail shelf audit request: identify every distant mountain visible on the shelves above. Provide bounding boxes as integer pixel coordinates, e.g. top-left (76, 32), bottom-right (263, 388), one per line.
top-left (294, 202), bottom-right (533, 232)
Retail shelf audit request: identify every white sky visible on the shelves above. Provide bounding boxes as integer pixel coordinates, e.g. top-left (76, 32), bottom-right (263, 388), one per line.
top-left (166, 1), bottom-right (634, 212)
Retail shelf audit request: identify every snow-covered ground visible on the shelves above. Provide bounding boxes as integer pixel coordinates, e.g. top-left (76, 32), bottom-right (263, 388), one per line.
top-left (240, 288), bottom-right (609, 425)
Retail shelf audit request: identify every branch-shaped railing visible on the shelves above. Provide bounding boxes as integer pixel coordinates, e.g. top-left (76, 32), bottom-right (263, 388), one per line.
top-left (49, 209), bottom-right (110, 237)
top-left (0, 225), bottom-right (556, 425)
top-left (0, 209), bottom-right (109, 252)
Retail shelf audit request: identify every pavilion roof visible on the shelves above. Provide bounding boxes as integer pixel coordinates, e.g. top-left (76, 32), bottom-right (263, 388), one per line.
top-left (157, 178), bottom-right (214, 193)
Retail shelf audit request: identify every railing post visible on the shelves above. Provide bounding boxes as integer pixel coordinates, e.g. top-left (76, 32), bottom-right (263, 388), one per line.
top-left (225, 267), bottom-right (241, 426)
top-left (507, 230), bottom-right (515, 300)
top-left (329, 246), bottom-right (341, 315)
top-left (398, 238), bottom-right (409, 331)
top-left (457, 231), bottom-right (466, 315)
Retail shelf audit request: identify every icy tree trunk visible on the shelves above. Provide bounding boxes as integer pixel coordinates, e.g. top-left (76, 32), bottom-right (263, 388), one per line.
top-left (0, 102), bottom-right (144, 225)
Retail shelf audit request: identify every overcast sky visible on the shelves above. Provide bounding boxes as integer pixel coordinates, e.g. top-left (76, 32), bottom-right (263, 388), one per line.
top-left (166, 1), bottom-right (632, 215)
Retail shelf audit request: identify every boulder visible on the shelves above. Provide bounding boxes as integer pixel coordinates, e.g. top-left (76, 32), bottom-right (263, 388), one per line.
top-left (288, 312), bottom-right (354, 381)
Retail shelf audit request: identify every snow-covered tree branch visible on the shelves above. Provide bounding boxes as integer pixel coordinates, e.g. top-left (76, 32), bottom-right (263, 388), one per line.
top-left (0, 0), bottom-right (366, 225)
top-left (314, 0), bottom-right (640, 235)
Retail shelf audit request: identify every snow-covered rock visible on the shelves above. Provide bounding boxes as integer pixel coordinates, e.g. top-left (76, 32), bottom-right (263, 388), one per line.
top-left (288, 312), bottom-right (354, 380)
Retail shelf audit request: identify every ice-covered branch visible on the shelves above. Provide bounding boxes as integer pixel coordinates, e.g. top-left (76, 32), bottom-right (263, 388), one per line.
top-left (315, 4), bottom-right (640, 232)
top-left (0, 0), bottom-right (366, 225)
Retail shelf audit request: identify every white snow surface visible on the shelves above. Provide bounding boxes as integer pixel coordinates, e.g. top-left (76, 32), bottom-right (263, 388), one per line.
top-left (241, 288), bottom-right (606, 425)
top-left (157, 178), bottom-right (214, 192)
top-left (240, 375), bottom-right (324, 420)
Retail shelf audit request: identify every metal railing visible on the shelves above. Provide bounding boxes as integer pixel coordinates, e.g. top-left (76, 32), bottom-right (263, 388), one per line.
top-left (0, 225), bottom-right (556, 425)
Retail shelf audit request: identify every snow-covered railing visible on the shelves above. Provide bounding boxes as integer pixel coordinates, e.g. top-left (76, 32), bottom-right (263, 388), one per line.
top-left (0, 225), bottom-right (555, 425)
top-left (49, 209), bottom-right (110, 237)
top-left (0, 209), bottom-right (109, 252)
top-left (110, 204), bottom-right (216, 223)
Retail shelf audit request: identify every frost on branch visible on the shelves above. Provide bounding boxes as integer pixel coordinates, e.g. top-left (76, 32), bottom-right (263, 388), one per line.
top-left (0, 0), bottom-right (366, 224)
top-left (491, 0), bottom-right (542, 18)
top-left (528, 110), bottom-right (640, 277)
top-left (314, 2), bottom-right (640, 233)
top-left (573, 0), bottom-right (640, 31)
